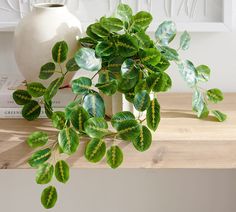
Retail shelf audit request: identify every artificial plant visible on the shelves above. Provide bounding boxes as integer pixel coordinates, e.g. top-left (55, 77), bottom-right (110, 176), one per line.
top-left (13, 3), bottom-right (226, 209)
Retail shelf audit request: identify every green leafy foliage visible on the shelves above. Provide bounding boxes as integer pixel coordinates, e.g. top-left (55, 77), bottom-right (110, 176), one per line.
top-left (196, 65), bottom-right (211, 82)
top-left (55, 160), bottom-right (70, 183)
top-left (111, 111), bottom-right (135, 129)
top-left (27, 131), bottom-right (48, 148)
top-left (39, 62), bottom-right (56, 80)
top-left (58, 127), bottom-right (79, 155)
top-left (36, 163), bottom-right (54, 184)
top-left (155, 21), bottom-right (176, 45)
top-left (28, 148), bottom-right (51, 168)
top-left (41, 186), bottom-right (57, 209)
top-left (117, 120), bottom-right (140, 141)
top-left (116, 34), bottom-right (138, 57)
top-left (85, 138), bottom-right (106, 162)
top-left (22, 100), bottom-right (41, 121)
top-left (66, 58), bottom-right (80, 72)
top-left (44, 77), bottom-right (64, 102)
top-left (52, 111), bottom-right (66, 130)
top-left (133, 11), bottom-right (153, 30)
top-left (27, 82), bottom-right (46, 97)
top-left (180, 31), bottom-right (191, 50)
top-left (146, 98), bottom-right (160, 131)
top-left (100, 17), bottom-right (123, 32)
top-left (106, 146), bottom-right (123, 169)
top-left (72, 77), bottom-right (92, 94)
top-left (13, 90), bottom-right (32, 105)
top-left (211, 110), bottom-right (227, 122)
top-left (133, 90), bottom-right (150, 112)
top-left (52, 41), bottom-right (68, 63)
top-left (192, 90), bottom-right (209, 118)
top-left (207, 88), bottom-right (224, 103)
top-left (115, 3), bottom-right (132, 23)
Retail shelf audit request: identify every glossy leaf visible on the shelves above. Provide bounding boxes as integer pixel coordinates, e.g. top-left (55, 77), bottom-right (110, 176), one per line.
top-left (134, 31), bottom-right (153, 49)
top-left (133, 90), bottom-right (150, 112)
top-left (100, 17), bottom-right (123, 32)
top-left (146, 98), bottom-right (160, 131)
top-left (39, 62), bottom-right (56, 80)
top-left (72, 77), bottom-right (92, 95)
top-left (13, 90), bottom-right (32, 105)
top-left (106, 145), bottom-right (123, 169)
top-left (147, 72), bottom-right (171, 92)
top-left (207, 88), bottom-right (223, 103)
top-left (27, 82), bottom-right (46, 98)
top-left (115, 3), bottom-right (132, 23)
top-left (121, 59), bottom-right (140, 79)
top-left (155, 21), bottom-right (176, 45)
top-left (116, 34), bottom-right (138, 57)
top-left (108, 57), bottom-right (124, 73)
top-left (79, 37), bottom-right (97, 48)
top-left (70, 106), bottom-right (90, 132)
top-left (118, 76), bottom-right (138, 92)
top-left (58, 127), bottom-right (79, 155)
top-left (95, 41), bottom-right (115, 57)
top-left (28, 148), bottom-right (51, 168)
top-left (95, 79), bottom-right (118, 96)
top-left (27, 131), bottom-right (48, 148)
top-left (86, 25), bottom-right (104, 41)
top-left (65, 100), bottom-right (81, 120)
top-left (44, 77), bottom-right (64, 101)
top-left (66, 58), bottom-right (80, 72)
top-left (111, 111), bottom-right (135, 129)
top-left (41, 186), bottom-right (57, 209)
top-left (140, 48), bottom-right (161, 66)
top-left (133, 125), bottom-right (152, 152)
top-left (84, 117), bottom-right (109, 138)
top-left (55, 160), bottom-right (70, 183)
top-left (74, 48), bottom-right (102, 72)
top-left (180, 31), bottom-right (191, 50)
top-left (211, 110), bottom-right (227, 122)
top-left (44, 100), bottom-right (53, 119)
top-left (90, 23), bottom-right (109, 38)
top-left (160, 46), bottom-right (179, 61)
top-left (52, 111), bottom-right (66, 130)
top-left (178, 60), bottom-right (198, 87)
top-left (192, 90), bottom-right (209, 118)
top-left (52, 41), bottom-right (68, 63)
top-left (36, 163), bottom-right (54, 184)
top-left (133, 11), bottom-right (152, 29)
top-left (117, 120), bottom-right (140, 141)
top-left (85, 138), bottom-right (106, 162)
top-left (196, 65), bottom-right (211, 82)
top-left (83, 93), bottom-right (105, 117)
top-left (22, 100), bottom-right (41, 121)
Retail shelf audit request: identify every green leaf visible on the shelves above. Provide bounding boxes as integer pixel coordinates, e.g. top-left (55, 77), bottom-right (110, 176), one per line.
top-left (116, 34), bottom-right (138, 57)
top-left (44, 100), bottom-right (53, 119)
top-left (70, 106), bottom-right (90, 132)
top-left (36, 163), bottom-right (54, 184)
top-left (58, 127), bottom-right (79, 155)
top-left (83, 93), bottom-right (105, 117)
top-left (39, 62), bottom-right (56, 80)
top-left (180, 31), bottom-right (191, 50)
top-left (98, 71), bottom-right (116, 83)
top-left (146, 98), bottom-right (160, 131)
top-left (135, 80), bottom-right (147, 93)
top-left (100, 17), bottom-right (123, 32)
top-left (108, 57), bottom-right (124, 73)
top-left (22, 100), bottom-right (41, 121)
top-left (85, 138), bottom-right (106, 163)
top-left (27, 131), bottom-right (48, 148)
top-left (133, 126), bottom-right (152, 152)
top-left (160, 46), bottom-right (179, 61)
top-left (27, 82), bottom-right (46, 97)
top-left (133, 90), bottom-right (150, 112)
top-left (79, 37), bottom-right (97, 48)
top-left (155, 21), bottom-right (176, 45)
top-left (133, 11), bottom-right (152, 29)
top-left (106, 145), bottom-right (123, 169)
top-left (111, 111), bottom-right (135, 129)
top-left (55, 160), bottom-right (70, 183)
top-left (178, 60), bottom-right (198, 87)
top-left (207, 88), bottom-right (223, 103)
top-left (28, 148), bottom-right (51, 168)
top-left (84, 117), bottom-right (109, 138)
top-left (52, 41), bottom-right (68, 63)
top-left (196, 65), bottom-right (211, 82)
top-left (121, 59), bottom-right (140, 79)
top-left (211, 110), bottom-right (227, 122)
top-left (118, 76), bottom-right (138, 92)
top-left (192, 90), bottom-right (209, 118)
top-left (117, 120), bottom-right (140, 141)
top-left (66, 58), bottom-right (80, 72)
top-left (147, 72), bottom-right (172, 92)
top-left (125, 90), bottom-right (135, 103)
top-left (115, 3), bottom-right (133, 23)
top-left (13, 90), bottom-right (32, 105)
top-left (52, 111), bottom-right (66, 130)
top-left (140, 48), bottom-right (161, 66)
top-left (86, 25), bottom-right (104, 41)
top-left (74, 48), bottom-right (102, 72)
top-left (95, 79), bottom-right (118, 96)
top-left (72, 77), bottom-right (92, 95)
top-left (41, 186), bottom-right (57, 209)
top-left (157, 56), bottom-right (170, 71)
top-left (95, 41), bottom-right (115, 57)
top-left (90, 23), bottom-right (109, 38)
top-left (133, 31), bottom-right (153, 49)
top-left (44, 77), bottom-right (64, 102)
top-left (65, 100), bottom-right (81, 120)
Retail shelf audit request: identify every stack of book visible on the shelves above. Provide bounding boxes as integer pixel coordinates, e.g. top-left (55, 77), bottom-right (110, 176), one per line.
top-left (0, 75), bottom-right (74, 118)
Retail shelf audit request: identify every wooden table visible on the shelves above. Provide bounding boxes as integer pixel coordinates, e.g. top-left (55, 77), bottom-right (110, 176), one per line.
top-left (0, 93), bottom-right (235, 169)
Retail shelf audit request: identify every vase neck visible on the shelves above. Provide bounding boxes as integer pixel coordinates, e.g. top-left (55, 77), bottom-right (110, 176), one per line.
top-left (32, 3), bottom-right (67, 13)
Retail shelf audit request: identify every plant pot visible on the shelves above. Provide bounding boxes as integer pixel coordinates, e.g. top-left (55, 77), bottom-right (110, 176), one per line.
top-left (14, 3), bottom-right (82, 86)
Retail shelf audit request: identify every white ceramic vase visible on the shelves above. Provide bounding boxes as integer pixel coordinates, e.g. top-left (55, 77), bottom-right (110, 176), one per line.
top-left (14, 3), bottom-right (82, 85)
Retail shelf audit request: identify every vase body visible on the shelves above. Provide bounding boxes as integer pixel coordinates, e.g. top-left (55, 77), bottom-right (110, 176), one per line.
top-left (14, 3), bottom-right (82, 85)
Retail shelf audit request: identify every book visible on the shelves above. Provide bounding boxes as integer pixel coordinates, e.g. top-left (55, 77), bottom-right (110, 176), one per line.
top-left (0, 107), bottom-right (64, 119)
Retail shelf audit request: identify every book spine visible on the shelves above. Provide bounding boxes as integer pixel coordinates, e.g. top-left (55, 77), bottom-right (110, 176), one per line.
top-left (0, 108), bottom-right (63, 118)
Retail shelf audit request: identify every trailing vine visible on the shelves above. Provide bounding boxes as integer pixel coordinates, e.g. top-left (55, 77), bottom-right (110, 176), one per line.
top-left (12, 4), bottom-right (226, 209)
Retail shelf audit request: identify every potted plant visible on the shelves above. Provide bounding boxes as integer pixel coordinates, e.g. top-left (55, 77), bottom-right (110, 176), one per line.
top-left (12, 3), bottom-right (226, 209)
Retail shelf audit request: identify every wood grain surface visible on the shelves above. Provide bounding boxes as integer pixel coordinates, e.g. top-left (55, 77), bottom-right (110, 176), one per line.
top-left (0, 93), bottom-right (235, 169)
